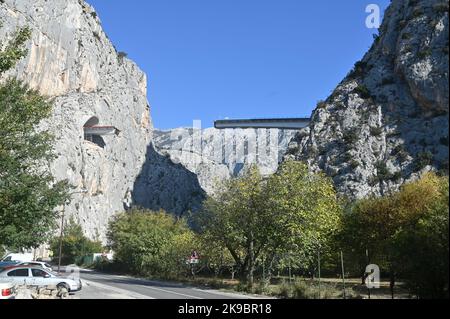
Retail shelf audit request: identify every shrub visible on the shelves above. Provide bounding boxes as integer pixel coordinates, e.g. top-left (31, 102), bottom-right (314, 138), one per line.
top-left (370, 126), bottom-right (383, 136)
top-left (350, 160), bottom-right (360, 169)
top-left (50, 219), bottom-right (103, 266)
top-left (414, 151), bottom-right (433, 171)
top-left (353, 85), bottom-right (371, 99)
top-left (316, 100), bottom-right (327, 110)
top-left (433, 2), bottom-right (449, 13)
top-left (412, 7), bottom-right (424, 18)
top-left (343, 129), bottom-right (359, 145)
top-left (376, 161), bottom-right (392, 180)
top-left (392, 145), bottom-right (409, 162)
top-left (117, 51), bottom-right (128, 59)
top-left (349, 61), bottom-right (368, 78)
top-left (418, 49), bottom-right (432, 59)
top-left (402, 32), bottom-right (412, 40)
top-left (107, 209), bottom-right (196, 279)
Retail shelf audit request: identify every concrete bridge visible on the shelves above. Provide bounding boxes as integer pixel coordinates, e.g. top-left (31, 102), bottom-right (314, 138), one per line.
top-left (214, 118), bottom-right (310, 130)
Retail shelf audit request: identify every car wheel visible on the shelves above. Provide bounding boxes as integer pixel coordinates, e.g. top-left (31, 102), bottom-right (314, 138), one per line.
top-left (57, 283), bottom-right (70, 292)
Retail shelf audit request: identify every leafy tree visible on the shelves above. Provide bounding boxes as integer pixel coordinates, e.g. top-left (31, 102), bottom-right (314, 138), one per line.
top-left (0, 26), bottom-right (31, 74)
top-left (107, 209), bottom-right (196, 279)
top-left (196, 236), bottom-right (236, 278)
top-left (196, 166), bottom-right (269, 287)
top-left (392, 175), bottom-right (449, 298)
top-left (0, 26), bottom-right (70, 250)
top-left (50, 218), bottom-right (103, 265)
top-left (265, 161), bottom-right (342, 274)
top-left (196, 161), bottom-right (342, 287)
top-left (340, 173), bottom-right (449, 298)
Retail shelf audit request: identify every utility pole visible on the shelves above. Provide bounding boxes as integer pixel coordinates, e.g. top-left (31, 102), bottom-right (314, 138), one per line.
top-left (340, 251), bottom-right (346, 299)
top-left (57, 190), bottom-right (87, 274)
top-left (57, 208), bottom-right (65, 274)
top-left (366, 248), bottom-right (371, 299)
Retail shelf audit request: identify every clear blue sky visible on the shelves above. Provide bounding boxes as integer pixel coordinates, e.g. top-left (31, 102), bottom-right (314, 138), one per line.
top-left (87, 0), bottom-right (390, 129)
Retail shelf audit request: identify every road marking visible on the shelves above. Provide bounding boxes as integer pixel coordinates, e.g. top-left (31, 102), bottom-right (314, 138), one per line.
top-left (191, 288), bottom-right (262, 299)
top-left (141, 285), bottom-right (203, 299)
top-left (83, 280), bottom-right (153, 299)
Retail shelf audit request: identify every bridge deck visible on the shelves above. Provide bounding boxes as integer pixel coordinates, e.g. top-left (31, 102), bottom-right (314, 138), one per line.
top-left (214, 118), bottom-right (310, 129)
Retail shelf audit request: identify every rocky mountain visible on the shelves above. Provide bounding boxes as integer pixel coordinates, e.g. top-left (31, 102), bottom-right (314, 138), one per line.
top-left (1, 0), bottom-right (153, 240)
top-left (152, 127), bottom-right (297, 194)
top-left (285, 0), bottom-right (449, 199)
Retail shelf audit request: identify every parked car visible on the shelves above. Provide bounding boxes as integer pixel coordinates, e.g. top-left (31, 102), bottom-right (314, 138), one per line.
top-left (0, 282), bottom-right (15, 300)
top-left (0, 266), bottom-right (82, 293)
top-left (15, 261), bottom-right (53, 272)
top-left (0, 261), bottom-right (19, 272)
top-left (1, 253), bottom-right (33, 263)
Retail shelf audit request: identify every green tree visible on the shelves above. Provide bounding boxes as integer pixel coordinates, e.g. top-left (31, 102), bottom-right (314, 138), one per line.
top-left (392, 175), bottom-right (449, 298)
top-left (107, 209), bottom-right (195, 279)
top-left (196, 161), bottom-right (342, 287)
top-left (50, 218), bottom-right (103, 265)
top-left (265, 161), bottom-right (342, 275)
top-left (0, 26), bottom-right (70, 250)
top-left (340, 173), bottom-right (449, 298)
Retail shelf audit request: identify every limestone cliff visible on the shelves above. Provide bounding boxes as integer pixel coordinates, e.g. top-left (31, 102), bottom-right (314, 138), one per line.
top-left (286, 0), bottom-right (449, 199)
top-left (1, 0), bottom-right (152, 240)
top-left (152, 127), bottom-right (297, 194)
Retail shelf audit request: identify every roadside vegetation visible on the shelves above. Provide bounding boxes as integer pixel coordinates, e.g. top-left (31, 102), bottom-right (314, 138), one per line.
top-left (97, 162), bottom-right (449, 299)
top-left (0, 25), bottom-right (70, 251)
top-left (49, 219), bottom-right (103, 266)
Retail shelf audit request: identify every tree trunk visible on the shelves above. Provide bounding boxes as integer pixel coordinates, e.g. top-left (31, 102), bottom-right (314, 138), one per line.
top-left (247, 232), bottom-right (255, 288)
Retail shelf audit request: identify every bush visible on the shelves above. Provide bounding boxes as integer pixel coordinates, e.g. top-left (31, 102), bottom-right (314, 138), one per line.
top-left (349, 61), bottom-right (368, 78)
top-left (353, 85), bottom-right (371, 99)
top-left (375, 161), bottom-right (392, 181)
top-left (414, 151), bottom-right (433, 171)
top-left (107, 209), bottom-right (196, 279)
top-left (343, 129), bottom-right (359, 145)
top-left (370, 126), bottom-right (383, 136)
top-left (316, 100), bottom-right (327, 110)
top-left (433, 3), bottom-right (449, 13)
top-left (50, 219), bottom-right (103, 266)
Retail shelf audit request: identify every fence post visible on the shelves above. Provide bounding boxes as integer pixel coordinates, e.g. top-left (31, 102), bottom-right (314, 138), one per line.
top-left (340, 251), bottom-right (346, 299)
top-left (318, 250), bottom-right (321, 299)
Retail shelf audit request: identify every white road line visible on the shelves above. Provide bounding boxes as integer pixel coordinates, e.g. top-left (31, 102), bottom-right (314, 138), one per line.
top-left (191, 288), bottom-right (261, 299)
top-left (83, 279), bottom-right (153, 299)
top-left (141, 285), bottom-right (203, 299)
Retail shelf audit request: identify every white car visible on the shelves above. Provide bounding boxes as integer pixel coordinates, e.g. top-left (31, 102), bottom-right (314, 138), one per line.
top-left (16, 261), bottom-right (53, 272)
top-left (0, 282), bottom-right (15, 299)
top-left (0, 266), bottom-right (82, 293)
top-left (1, 253), bottom-right (33, 263)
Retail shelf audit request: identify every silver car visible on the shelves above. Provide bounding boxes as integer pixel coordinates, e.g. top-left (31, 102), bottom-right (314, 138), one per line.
top-left (0, 266), bottom-right (82, 293)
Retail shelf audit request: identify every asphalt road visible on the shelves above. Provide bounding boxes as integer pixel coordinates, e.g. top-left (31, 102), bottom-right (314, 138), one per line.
top-left (77, 270), bottom-right (258, 299)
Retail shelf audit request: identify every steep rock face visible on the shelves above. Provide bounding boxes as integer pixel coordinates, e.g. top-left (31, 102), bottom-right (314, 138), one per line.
top-left (153, 127), bottom-right (297, 194)
top-left (286, 0), bottom-right (449, 199)
top-left (132, 145), bottom-right (206, 217)
top-left (1, 0), bottom-right (152, 240)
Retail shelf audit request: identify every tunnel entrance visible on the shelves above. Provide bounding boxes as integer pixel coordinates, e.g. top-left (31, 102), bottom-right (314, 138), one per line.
top-left (83, 116), bottom-right (118, 148)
